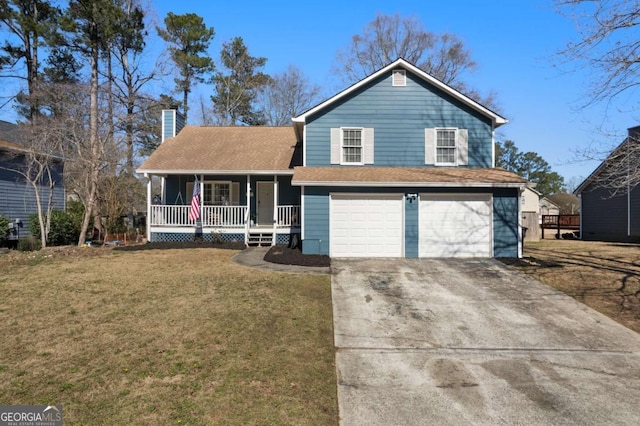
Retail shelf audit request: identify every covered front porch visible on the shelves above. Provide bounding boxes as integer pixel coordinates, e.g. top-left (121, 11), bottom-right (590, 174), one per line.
top-left (144, 173), bottom-right (300, 246)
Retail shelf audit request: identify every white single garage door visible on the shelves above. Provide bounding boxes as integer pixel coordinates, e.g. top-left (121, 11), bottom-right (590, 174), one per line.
top-left (330, 194), bottom-right (403, 257)
top-left (419, 193), bottom-right (492, 257)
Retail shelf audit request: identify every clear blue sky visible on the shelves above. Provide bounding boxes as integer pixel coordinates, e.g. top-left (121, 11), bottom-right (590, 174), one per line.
top-left (148, 0), bottom-right (637, 186)
top-left (2, 0), bottom-right (636, 187)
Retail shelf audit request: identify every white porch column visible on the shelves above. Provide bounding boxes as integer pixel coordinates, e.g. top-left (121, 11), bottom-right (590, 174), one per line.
top-left (199, 175), bottom-right (204, 218)
top-left (272, 176), bottom-right (278, 246)
top-left (145, 173), bottom-right (151, 242)
top-left (160, 176), bottom-right (166, 203)
top-left (245, 174), bottom-right (251, 245)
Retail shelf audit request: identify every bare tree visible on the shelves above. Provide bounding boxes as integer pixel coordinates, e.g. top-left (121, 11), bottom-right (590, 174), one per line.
top-left (335, 13), bottom-right (476, 86)
top-left (555, 1), bottom-right (640, 193)
top-left (259, 65), bottom-right (322, 126)
top-left (580, 129), bottom-right (640, 196)
top-left (555, 0), bottom-right (640, 107)
top-left (0, 120), bottom-right (63, 247)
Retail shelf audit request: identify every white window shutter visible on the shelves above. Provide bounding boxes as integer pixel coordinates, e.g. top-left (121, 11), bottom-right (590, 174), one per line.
top-left (457, 129), bottom-right (468, 166)
top-left (363, 128), bottom-right (374, 164)
top-left (425, 128), bottom-right (436, 165)
top-left (330, 128), bottom-right (340, 164)
top-left (231, 182), bottom-right (240, 205)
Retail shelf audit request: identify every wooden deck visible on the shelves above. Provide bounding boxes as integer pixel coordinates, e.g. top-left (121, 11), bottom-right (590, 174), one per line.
top-left (541, 214), bottom-right (580, 239)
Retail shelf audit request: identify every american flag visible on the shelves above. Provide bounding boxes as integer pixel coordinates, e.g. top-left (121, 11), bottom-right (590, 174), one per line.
top-left (189, 177), bottom-right (201, 222)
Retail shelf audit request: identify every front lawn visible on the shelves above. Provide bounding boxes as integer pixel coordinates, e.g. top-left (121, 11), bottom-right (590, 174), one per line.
top-left (0, 247), bottom-right (337, 425)
top-left (503, 240), bottom-right (640, 333)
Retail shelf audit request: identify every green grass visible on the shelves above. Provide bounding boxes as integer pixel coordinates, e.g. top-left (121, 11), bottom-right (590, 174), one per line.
top-left (0, 247), bottom-right (337, 425)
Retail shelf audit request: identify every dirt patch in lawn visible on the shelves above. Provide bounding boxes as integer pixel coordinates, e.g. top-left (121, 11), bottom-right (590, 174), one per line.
top-left (501, 240), bottom-right (640, 333)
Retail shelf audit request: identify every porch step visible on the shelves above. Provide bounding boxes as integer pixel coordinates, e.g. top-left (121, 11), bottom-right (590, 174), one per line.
top-left (247, 232), bottom-right (273, 246)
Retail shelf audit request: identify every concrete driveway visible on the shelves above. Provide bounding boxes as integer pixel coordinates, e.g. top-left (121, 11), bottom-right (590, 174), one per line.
top-left (332, 258), bottom-right (640, 425)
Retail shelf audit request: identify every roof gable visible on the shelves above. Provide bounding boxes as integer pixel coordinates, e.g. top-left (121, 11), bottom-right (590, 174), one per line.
top-left (293, 58), bottom-right (507, 132)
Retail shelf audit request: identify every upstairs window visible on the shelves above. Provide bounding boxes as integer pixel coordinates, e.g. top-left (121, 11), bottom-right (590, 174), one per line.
top-left (425, 128), bottom-right (468, 166)
top-left (436, 129), bottom-right (457, 165)
top-left (342, 128), bottom-right (363, 164)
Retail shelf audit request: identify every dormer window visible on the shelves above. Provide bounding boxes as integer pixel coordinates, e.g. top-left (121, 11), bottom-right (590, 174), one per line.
top-left (392, 69), bottom-right (406, 86)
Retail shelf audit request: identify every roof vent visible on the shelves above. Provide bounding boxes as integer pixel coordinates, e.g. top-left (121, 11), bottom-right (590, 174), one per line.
top-left (392, 69), bottom-right (406, 86)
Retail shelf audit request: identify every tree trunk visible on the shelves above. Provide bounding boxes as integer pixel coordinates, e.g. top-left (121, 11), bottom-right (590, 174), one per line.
top-left (77, 28), bottom-right (101, 247)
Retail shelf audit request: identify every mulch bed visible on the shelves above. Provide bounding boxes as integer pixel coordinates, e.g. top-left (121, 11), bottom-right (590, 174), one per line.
top-left (264, 245), bottom-right (331, 267)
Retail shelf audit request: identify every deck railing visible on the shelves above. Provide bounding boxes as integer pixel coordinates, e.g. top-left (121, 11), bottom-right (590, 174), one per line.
top-left (277, 205), bottom-right (300, 228)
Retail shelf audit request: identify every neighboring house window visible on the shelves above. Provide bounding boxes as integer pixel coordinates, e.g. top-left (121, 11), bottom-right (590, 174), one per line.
top-left (436, 129), bottom-right (457, 165)
top-left (392, 69), bottom-right (406, 86)
top-left (425, 128), bottom-right (468, 166)
top-left (342, 128), bottom-right (363, 164)
top-left (331, 127), bottom-right (374, 165)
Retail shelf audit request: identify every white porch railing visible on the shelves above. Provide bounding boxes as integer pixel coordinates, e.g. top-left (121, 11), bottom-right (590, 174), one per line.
top-left (202, 206), bottom-right (247, 227)
top-left (277, 205), bottom-right (300, 228)
top-left (150, 205), bottom-right (192, 226)
top-left (151, 205), bottom-right (300, 229)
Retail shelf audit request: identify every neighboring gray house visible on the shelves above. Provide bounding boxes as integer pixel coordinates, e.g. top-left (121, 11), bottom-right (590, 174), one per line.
top-left (575, 125), bottom-right (640, 242)
top-left (0, 120), bottom-right (65, 239)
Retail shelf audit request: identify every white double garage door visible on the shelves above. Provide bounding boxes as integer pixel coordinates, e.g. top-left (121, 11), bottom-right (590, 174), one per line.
top-left (330, 193), bottom-right (492, 257)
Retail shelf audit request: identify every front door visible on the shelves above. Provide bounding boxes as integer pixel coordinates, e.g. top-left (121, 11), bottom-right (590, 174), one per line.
top-left (257, 182), bottom-right (274, 226)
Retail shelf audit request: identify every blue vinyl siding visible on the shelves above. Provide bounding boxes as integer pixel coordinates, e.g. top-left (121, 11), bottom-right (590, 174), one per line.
top-left (302, 187), bottom-right (330, 255)
top-left (405, 196), bottom-right (419, 258)
top-left (162, 110), bottom-right (175, 141)
top-left (493, 189), bottom-right (519, 258)
top-left (162, 110), bottom-right (185, 141)
top-left (305, 71), bottom-right (493, 168)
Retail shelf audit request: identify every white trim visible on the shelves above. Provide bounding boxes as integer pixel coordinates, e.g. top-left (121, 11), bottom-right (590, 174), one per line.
top-left (293, 58), bottom-right (508, 128)
top-left (303, 125), bottom-right (307, 167)
top-left (186, 180), bottom-right (239, 206)
top-left (434, 127), bottom-right (458, 166)
top-left (273, 176), bottom-right (278, 245)
top-left (301, 186), bottom-right (305, 240)
top-left (491, 128), bottom-right (496, 168)
top-left (518, 187), bottom-right (524, 258)
top-left (136, 169), bottom-right (294, 175)
top-left (292, 181), bottom-right (528, 188)
top-left (145, 173), bottom-right (151, 242)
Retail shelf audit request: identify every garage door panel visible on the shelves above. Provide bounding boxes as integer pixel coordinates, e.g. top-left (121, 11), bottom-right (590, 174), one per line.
top-left (331, 194), bottom-right (403, 257)
top-left (420, 194), bottom-right (492, 258)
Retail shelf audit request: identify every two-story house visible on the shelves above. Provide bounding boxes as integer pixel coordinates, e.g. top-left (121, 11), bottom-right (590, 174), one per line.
top-left (138, 58), bottom-right (530, 258)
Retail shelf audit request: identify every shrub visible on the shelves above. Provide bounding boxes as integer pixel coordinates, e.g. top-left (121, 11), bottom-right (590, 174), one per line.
top-left (28, 208), bottom-right (82, 246)
top-left (0, 215), bottom-right (9, 242)
top-left (17, 236), bottom-right (41, 252)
